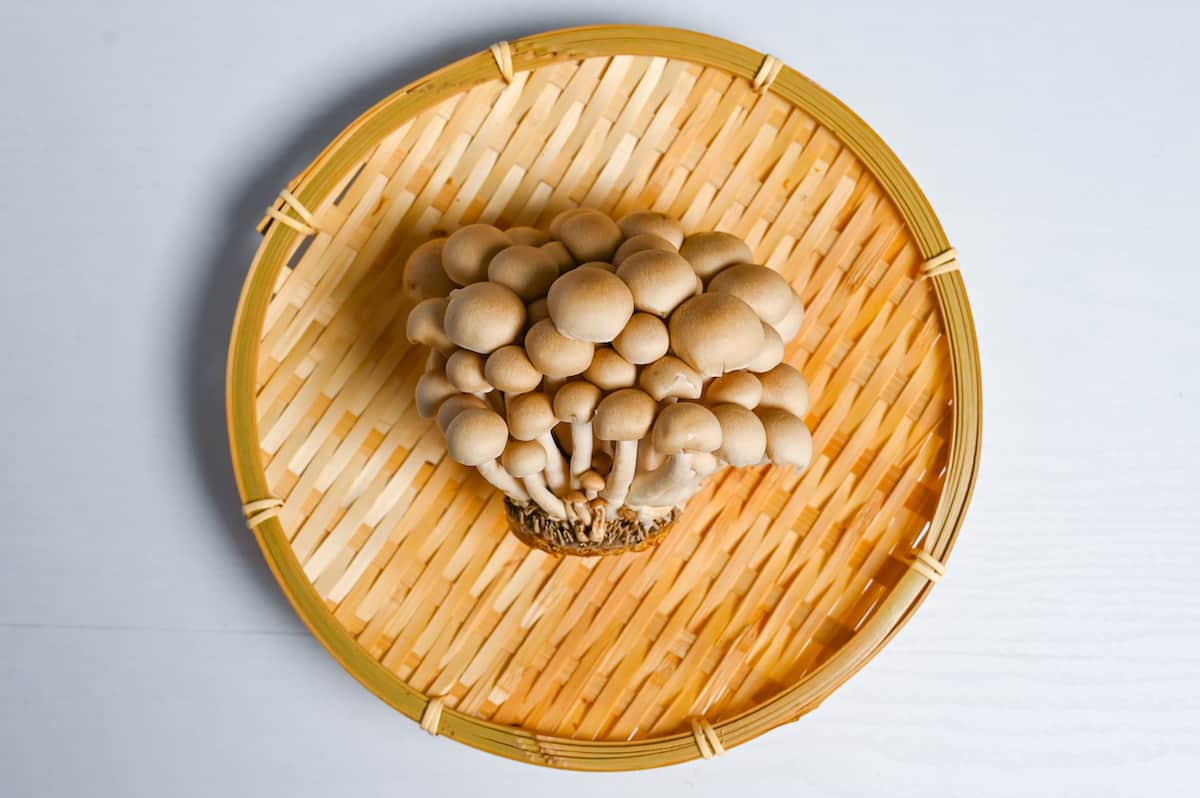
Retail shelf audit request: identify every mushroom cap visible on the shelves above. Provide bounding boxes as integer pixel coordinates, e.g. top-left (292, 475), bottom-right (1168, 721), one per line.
top-left (667, 293), bottom-right (765, 377)
top-left (406, 297), bottom-right (454, 353)
top-left (548, 207), bottom-right (590, 238)
top-left (593, 388), bottom-right (657, 441)
top-left (678, 232), bottom-right (753, 281)
top-left (704, 370), bottom-right (763, 408)
top-left (436, 393), bottom-right (489, 432)
top-left (415, 371), bottom-right (458, 418)
top-left (444, 350), bottom-right (492, 393)
top-left (501, 438), bottom-right (548, 478)
top-left (524, 318), bottom-right (595, 378)
top-left (638, 355), bottom-right (703, 401)
top-left (557, 209), bottom-right (623, 263)
top-left (546, 265), bottom-right (634, 343)
top-left (757, 407), bottom-right (812, 469)
top-left (487, 245), bottom-right (558, 301)
top-left (445, 408), bottom-right (509, 466)
top-left (707, 264), bottom-right (795, 324)
top-left (615, 250), bottom-right (696, 317)
top-left (442, 224), bottom-right (512, 285)
top-left (483, 345), bottom-right (543, 393)
top-left (612, 313), bottom-right (670, 365)
top-left (506, 226), bottom-right (550, 246)
top-left (651, 402), bottom-right (722, 455)
top-left (541, 241), bottom-right (575, 273)
top-left (443, 281), bottom-right (527, 354)
top-left (552, 380), bottom-right (602, 423)
top-left (771, 294), bottom-right (805, 343)
top-left (757, 363), bottom-right (810, 417)
top-left (745, 321), bottom-right (785, 373)
top-left (580, 470), bottom-right (606, 493)
top-left (578, 260), bottom-right (616, 273)
top-left (583, 347), bottom-right (637, 390)
top-left (506, 392), bottom-right (558, 441)
top-left (617, 211), bottom-right (685, 248)
top-left (612, 233), bottom-right (677, 266)
top-left (526, 297), bottom-right (550, 324)
top-left (711, 403), bottom-right (767, 466)
top-left (402, 238), bottom-right (454, 300)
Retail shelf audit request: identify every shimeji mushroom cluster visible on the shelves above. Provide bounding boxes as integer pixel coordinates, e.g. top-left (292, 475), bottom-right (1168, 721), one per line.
top-left (404, 208), bottom-right (811, 551)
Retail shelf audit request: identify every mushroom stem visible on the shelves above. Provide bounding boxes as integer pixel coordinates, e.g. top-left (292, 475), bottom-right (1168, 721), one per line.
top-left (523, 474), bottom-right (566, 519)
top-left (537, 432), bottom-right (569, 493)
top-left (477, 459), bottom-right (529, 503)
top-left (600, 440), bottom-right (638, 508)
top-left (569, 422), bottom-right (593, 488)
top-left (628, 454), bottom-right (692, 506)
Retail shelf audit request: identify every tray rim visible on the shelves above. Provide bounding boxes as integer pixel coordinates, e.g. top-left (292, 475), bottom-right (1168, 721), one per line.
top-left (226, 23), bottom-right (982, 770)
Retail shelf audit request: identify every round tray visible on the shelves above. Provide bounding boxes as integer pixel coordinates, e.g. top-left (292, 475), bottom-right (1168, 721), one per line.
top-left (227, 25), bottom-right (980, 770)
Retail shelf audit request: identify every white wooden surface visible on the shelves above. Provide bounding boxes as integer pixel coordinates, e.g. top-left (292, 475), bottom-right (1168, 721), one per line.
top-left (2, 2), bottom-right (1197, 796)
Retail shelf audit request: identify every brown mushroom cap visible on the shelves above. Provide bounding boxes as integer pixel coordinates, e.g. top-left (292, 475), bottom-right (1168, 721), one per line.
top-left (707, 264), bottom-right (795, 324)
top-left (757, 407), bottom-right (812, 468)
top-left (445, 408), bottom-right (509, 466)
top-left (548, 207), bottom-right (590, 239)
top-left (415, 371), bottom-right (458, 417)
top-left (757, 363), bottom-right (810, 417)
top-left (487, 245), bottom-right (558, 301)
top-left (557, 209), bottom-right (623, 263)
top-left (612, 313), bottom-right (670, 365)
top-left (651, 402), bottom-right (722, 455)
top-left (402, 238), bottom-right (454, 300)
top-left (483, 345), bottom-right (543, 394)
top-left (541, 241), bottom-right (575, 274)
top-left (406, 297), bottom-right (454, 353)
top-left (615, 250), bottom-right (696, 317)
top-left (612, 233), bottom-right (677, 266)
top-left (444, 350), bottom-right (492, 393)
top-left (771, 294), bottom-right (805, 343)
top-left (442, 224), bottom-right (511, 285)
top-left (667, 293), bottom-right (765, 377)
top-left (593, 388), bottom-right (657, 441)
top-left (546, 265), bottom-right (634, 343)
top-left (638, 355), bottom-right (704, 401)
top-left (526, 297), bottom-right (550, 325)
top-left (501, 438), bottom-right (548, 478)
top-left (704, 370), bottom-right (763, 408)
top-left (506, 392), bottom-right (558, 441)
top-left (580, 470), bottom-right (606, 494)
top-left (617, 211), bottom-right (685, 248)
top-left (436, 393), bottom-right (489, 431)
top-left (524, 318), bottom-right (595, 378)
top-left (711, 403), bottom-right (767, 466)
top-left (583, 347), bottom-right (637, 390)
top-left (552, 380), bottom-right (602, 423)
top-left (745, 321), bottom-right (785, 373)
top-left (506, 226), bottom-right (550, 246)
top-left (678, 232), bottom-right (753, 282)
top-left (443, 281), bottom-right (526, 354)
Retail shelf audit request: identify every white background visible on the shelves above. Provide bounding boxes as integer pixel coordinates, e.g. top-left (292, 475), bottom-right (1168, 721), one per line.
top-left (2, 1), bottom-right (1198, 795)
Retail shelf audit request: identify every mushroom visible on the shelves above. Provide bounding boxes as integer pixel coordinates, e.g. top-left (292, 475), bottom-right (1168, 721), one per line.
top-left (556, 209), bottom-right (623, 263)
top-left (405, 297), bottom-right (454, 354)
top-left (442, 224), bottom-right (511, 285)
top-left (757, 363), bottom-right (810, 417)
top-left (444, 350), bottom-right (493, 394)
top-left (524, 318), bottom-right (594, 378)
top-left (506, 226), bottom-right (550, 246)
top-left (612, 313), bottom-right (670, 365)
top-left (487, 245), bottom-right (558, 301)
top-left (552, 380), bottom-right (602, 488)
top-left (612, 233), bottom-right (676, 266)
top-left (710, 403), bottom-right (767, 466)
top-left (708, 264), bottom-right (795, 324)
top-left (548, 207), bottom-right (589, 238)
top-left (506, 392), bottom-right (568, 493)
top-left (744, 321), bottom-right (785, 373)
top-left (484, 345), bottom-right (543, 395)
top-left (615, 250), bottom-right (696, 317)
top-left (527, 297), bottom-right (550, 324)
top-left (632, 402), bottom-right (722, 503)
top-left (704, 371), bottom-right (762, 408)
top-left (771, 294), bottom-right (805, 343)
top-left (502, 440), bottom-right (567, 518)
top-left (667, 293), bottom-right (765, 377)
top-left (546, 265), bottom-right (634, 343)
top-left (541, 241), bottom-right (575, 274)
top-left (583, 347), bottom-right (637, 390)
top-left (436, 393), bottom-right (489, 432)
top-left (592, 388), bottom-right (657, 508)
top-left (578, 259), bottom-right (617, 273)
top-left (402, 237), bottom-right (454, 300)
top-left (617, 211), bottom-right (685, 248)
top-left (580, 470), bottom-right (605, 501)
top-left (425, 349), bottom-right (447, 373)
top-left (678, 231), bottom-right (753, 282)
top-left (414, 371), bottom-right (458, 418)
top-left (638, 355), bottom-right (704, 401)
top-left (445, 408), bottom-right (528, 501)
top-left (757, 408), bottom-right (813, 469)
top-left (443, 281), bottom-right (526, 354)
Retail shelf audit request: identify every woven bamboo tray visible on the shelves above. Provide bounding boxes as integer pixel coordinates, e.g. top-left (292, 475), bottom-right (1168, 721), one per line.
top-left (227, 25), bottom-right (980, 770)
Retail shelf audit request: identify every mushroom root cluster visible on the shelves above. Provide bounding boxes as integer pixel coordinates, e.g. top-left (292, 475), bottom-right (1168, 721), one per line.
top-left (404, 209), bottom-right (811, 553)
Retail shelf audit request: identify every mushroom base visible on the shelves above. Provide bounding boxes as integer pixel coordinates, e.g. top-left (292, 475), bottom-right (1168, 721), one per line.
top-left (504, 499), bottom-right (680, 557)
